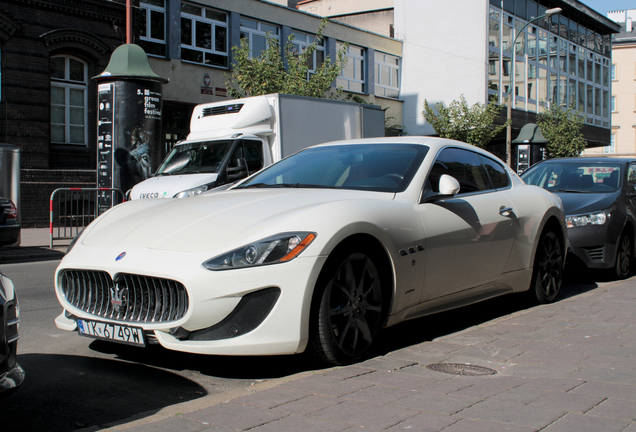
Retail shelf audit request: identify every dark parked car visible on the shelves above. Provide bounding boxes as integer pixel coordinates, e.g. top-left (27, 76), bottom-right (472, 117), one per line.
top-left (521, 157), bottom-right (636, 278)
top-left (0, 197), bottom-right (19, 246)
top-left (0, 271), bottom-right (23, 397)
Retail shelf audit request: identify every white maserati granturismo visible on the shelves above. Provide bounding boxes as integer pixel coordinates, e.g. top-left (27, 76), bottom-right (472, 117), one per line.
top-left (54, 137), bottom-right (566, 365)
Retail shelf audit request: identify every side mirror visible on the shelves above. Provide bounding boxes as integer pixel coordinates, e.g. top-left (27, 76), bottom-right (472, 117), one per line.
top-left (439, 174), bottom-right (461, 196)
top-left (227, 158), bottom-right (248, 181)
top-left (421, 174), bottom-right (461, 203)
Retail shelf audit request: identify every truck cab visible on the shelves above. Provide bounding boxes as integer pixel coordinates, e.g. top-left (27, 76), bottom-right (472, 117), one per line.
top-left (130, 134), bottom-right (270, 199)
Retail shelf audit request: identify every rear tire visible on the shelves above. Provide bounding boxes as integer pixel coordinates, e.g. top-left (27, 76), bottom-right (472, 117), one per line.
top-left (615, 230), bottom-right (632, 279)
top-left (309, 247), bottom-right (385, 365)
top-left (530, 231), bottom-right (563, 304)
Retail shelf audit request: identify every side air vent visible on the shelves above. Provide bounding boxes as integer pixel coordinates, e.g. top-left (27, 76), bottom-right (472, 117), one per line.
top-left (201, 104), bottom-right (244, 117)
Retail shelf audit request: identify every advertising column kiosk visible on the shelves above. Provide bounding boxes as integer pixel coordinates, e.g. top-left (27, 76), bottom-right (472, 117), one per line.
top-left (92, 44), bottom-right (168, 214)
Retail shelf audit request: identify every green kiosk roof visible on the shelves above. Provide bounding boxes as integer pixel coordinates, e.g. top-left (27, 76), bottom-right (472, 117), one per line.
top-left (92, 44), bottom-right (168, 83)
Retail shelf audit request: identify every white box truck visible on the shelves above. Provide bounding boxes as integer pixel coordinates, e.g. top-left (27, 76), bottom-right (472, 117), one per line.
top-left (129, 93), bottom-right (385, 199)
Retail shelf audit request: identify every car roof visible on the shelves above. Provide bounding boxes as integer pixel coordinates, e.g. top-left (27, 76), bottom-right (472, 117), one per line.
top-left (538, 157), bottom-right (636, 164)
top-left (314, 136), bottom-right (493, 154)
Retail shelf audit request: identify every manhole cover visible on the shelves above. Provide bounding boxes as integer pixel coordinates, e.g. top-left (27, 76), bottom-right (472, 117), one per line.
top-left (426, 363), bottom-right (497, 376)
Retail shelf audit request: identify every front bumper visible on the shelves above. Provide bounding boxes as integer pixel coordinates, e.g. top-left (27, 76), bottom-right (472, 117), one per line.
top-left (565, 223), bottom-right (617, 269)
top-left (55, 245), bottom-right (327, 356)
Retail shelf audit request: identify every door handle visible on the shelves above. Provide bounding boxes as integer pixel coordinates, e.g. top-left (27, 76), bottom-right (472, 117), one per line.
top-left (499, 206), bottom-right (514, 217)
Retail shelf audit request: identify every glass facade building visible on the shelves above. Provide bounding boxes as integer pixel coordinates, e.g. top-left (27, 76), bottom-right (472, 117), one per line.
top-left (488, 0), bottom-right (611, 128)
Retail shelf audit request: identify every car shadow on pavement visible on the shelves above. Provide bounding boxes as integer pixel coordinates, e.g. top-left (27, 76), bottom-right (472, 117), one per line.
top-left (89, 339), bottom-right (326, 380)
top-left (89, 269), bottom-right (609, 381)
top-left (3, 353), bottom-right (207, 432)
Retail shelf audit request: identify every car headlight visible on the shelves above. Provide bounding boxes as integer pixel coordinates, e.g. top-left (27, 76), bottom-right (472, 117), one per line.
top-left (203, 232), bottom-right (317, 271)
top-left (565, 209), bottom-right (611, 228)
top-left (174, 185), bottom-right (208, 198)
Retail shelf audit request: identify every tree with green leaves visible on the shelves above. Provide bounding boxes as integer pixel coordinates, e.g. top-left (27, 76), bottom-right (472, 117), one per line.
top-left (422, 95), bottom-right (509, 148)
top-left (226, 19), bottom-right (348, 99)
top-left (536, 104), bottom-right (587, 158)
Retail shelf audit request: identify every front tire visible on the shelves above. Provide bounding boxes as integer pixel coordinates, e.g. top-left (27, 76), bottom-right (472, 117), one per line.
top-left (615, 230), bottom-right (632, 279)
top-left (530, 231), bottom-right (563, 304)
top-left (309, 249), bottom-right (385, 365)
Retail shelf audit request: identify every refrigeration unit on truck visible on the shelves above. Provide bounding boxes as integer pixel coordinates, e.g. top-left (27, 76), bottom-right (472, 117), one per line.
top-left (129, 93), bottom-right (386, 199)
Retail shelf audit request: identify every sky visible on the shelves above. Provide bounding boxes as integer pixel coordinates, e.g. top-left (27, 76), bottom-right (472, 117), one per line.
top-left (579, 0), bottom-right (635, 15)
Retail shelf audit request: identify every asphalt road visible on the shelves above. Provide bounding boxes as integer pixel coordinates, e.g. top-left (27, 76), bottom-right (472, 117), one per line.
top-left (0, 259), bottom-right (604, 432)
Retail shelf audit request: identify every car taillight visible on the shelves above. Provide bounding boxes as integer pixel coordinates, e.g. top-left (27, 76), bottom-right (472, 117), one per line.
top-left (7, 201), bottom-right (17, 219)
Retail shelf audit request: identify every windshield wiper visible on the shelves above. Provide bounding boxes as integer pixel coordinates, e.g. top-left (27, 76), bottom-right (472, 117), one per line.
top-left (240, 183), bottom-right (337, 189)
top-left (553, 189), bottom-right (589, 193)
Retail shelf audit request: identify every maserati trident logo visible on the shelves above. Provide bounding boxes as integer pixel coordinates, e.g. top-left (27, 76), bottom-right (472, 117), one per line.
top-left (110, 283), bottom-right (128, 313)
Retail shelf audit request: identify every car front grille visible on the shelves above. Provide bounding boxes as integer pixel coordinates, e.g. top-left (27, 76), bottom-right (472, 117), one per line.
top-left (60, 270), bottom-right (189, 323)
top-left (583, 246), bottom-right (605, 262)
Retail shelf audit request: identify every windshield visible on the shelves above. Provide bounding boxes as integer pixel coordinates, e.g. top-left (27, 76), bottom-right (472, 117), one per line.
top-left (521, 161), bottom-right (621, 193)
top-left (237, 143), bottom-right (428, 193)
top-left (155, 140), bottom-right (233, 175)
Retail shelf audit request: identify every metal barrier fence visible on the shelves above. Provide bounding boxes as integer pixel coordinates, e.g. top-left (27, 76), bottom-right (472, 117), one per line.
top-left (49, 188), bottom-right (124, 248)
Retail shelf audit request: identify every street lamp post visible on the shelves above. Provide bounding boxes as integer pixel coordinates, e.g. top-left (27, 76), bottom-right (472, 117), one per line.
top-left (505, 7), bottom-right (562, 168)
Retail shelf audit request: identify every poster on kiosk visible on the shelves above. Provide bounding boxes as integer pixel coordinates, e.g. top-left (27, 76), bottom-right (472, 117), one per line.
top-left (93, 44), bottom-right (168, 215)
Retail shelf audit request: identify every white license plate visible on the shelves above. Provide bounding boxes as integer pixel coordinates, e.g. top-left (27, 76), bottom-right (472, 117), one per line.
top-left (77, 319), bottom-right (145, 347)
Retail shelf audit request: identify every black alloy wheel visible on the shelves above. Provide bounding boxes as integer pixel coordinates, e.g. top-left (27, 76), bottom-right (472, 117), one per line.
top-left (310, 249), bottom-right (384, 365)
top-left (531, 231), bottom-right (563, 304)
top-left (615, 231), bottom-right (632, 279)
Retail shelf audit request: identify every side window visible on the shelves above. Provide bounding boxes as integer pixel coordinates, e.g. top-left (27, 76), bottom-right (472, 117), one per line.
top-left (429, 148), bottom-right (491, 194)
top-left (628, 163), bottom-right (636, 187)
top-left (479, 155), bottom-right (510, 189)
top-left (243, 141), bottom-right (264, 172)
top-left (229, 141), bottom-right (263, 173)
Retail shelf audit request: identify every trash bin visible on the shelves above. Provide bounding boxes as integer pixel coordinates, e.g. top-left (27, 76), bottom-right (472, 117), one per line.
top-left (0, 144), bottom-right (21, 246)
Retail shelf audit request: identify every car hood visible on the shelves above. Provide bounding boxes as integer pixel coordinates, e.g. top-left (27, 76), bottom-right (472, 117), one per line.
top-left (81, 189), bottom-right (395, 253)
top-left (554, 190), bottom-right (619, 215)
top-left (129, 173), bottom-right (219, 199)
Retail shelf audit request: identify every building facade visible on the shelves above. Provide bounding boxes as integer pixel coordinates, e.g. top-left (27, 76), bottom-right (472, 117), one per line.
top-left (141, 0), bottom-right (403, 154)
top-left (395, 0), bottom-right (619, 161)
top-left (296, 0), bottom-right (619, 162)
top-left (583, 9), bottom-right (636, 157)
top-left (0, 0), bottom-right (129, 226)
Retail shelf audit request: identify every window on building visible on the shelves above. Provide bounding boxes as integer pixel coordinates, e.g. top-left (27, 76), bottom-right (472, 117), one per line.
top-left (240, 18), bottom-right (280, 58)
top-left (375, 53), bottom-right (400, 99)
top-left (489, 8), bottom-right (500, 48)
top-left (290, 30), bottom-right (325, 75)
top-left (336, 42), bottom-right (365, 93)
top-left (181, 2), bottom-right (228, 67)
top-left (611, 96), bottom-right (616, 112)
top-left (50, 55), bottom-right (87, 145)
top-left (140, 0), bottom-right (166, 57)
top-left (604, 134), bottom-right (615, 154)
top-left (611, 64), bottom-right (616, 80)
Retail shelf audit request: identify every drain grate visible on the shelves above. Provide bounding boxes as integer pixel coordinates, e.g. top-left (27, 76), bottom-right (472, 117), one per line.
top-left (426, 363), bottom-right (497, 376)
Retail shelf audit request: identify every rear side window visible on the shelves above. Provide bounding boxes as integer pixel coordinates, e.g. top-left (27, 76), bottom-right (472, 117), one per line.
top-left (479, 155), bottom-right (510, 189)
top-left (430, 147), bottom-right (490, 194)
